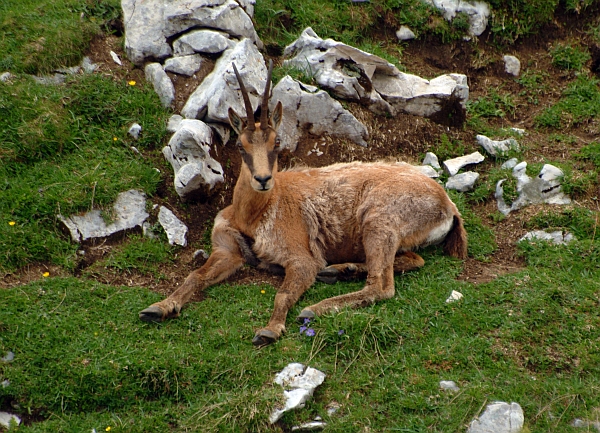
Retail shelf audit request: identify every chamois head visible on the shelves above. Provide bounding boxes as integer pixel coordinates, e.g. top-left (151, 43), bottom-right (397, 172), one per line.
top-left (228, 60), bottom-right (283, 192)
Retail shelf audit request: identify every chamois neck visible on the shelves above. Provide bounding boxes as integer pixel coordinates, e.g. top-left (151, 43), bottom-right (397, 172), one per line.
top-left (231, 164), bottom-right (276, 232)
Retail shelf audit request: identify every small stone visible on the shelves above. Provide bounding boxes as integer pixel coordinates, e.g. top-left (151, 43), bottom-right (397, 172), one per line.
top-left (33, 73), bottom-right (66, 85)
top-left (503, 55), bottom-right (521, 76)
top-left (423, 152), bottom-right (441, 169)
top-left (167, 115), bottom-right (184, 133)
top-left (0, 72), bottom-right (12, 82)
top-left (440, 380), bottom-right (460, 392)
top-left (291, 421), bottom-right (327, 431)
top-left (477, 134), bottom-right (519, 157)
top-left (158, 206), bottom-right (188, 247)
top-left (501, 158), bottom-right (519, 170)
top-left (144, 62), bottom-right (175, 108)
top-left (518, 230), bottom-right (576, 245)
top-left (326, 401), bottom-right (341, 416)
top-left (1, 380), bottom-right (9, 388)
top-left (510, 127), bottom-right (525, 136)
top-left (445, 171), bottom-right (479, 192)
top-left (128, 123), bottom-right (142, 139)
top-left (164, 54), bottom-right (204, 77)
top-left (396, 26), bottom-right (416, 40)
top-left (443, 152), bottom-right (485, 176)
top-left (1, 351), bottom-right (14, 363)
top-left (414, 165), bottom-right (440, 178)
top-left (0, 412), bottom-right (21, 429)
top-left (81, 56), bottom-right (98, 73)
top-left (467, 402), bottom-right (524, 433)
top-left (445, 290), bottom-right (463, 303)
top-left (110, 50), bottom-right (122, 65)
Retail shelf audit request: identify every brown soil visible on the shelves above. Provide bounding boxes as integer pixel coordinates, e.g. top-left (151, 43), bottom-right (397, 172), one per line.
top-left (3, 12), bottom-right (600, 294)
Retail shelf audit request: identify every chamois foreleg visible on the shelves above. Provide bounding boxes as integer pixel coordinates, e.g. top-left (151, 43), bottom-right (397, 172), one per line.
top-left (298, 229), bottom-right (399, 319)
top-left (139, 221), bottom-right (245, 323)
top-left (316, 251), bottom-right (425, 283)
top-left (252, 259), bottom-right (319, 347)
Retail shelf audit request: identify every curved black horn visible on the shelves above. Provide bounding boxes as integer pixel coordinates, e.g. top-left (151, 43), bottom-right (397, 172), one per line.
top-left (232, 62), bottom-right (256, 131)
top-left (260, 60), bottom-right (273, 130)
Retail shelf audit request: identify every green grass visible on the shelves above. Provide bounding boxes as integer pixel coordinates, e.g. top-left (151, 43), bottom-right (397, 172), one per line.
top-left (549, 43), bottom-right (591, 72)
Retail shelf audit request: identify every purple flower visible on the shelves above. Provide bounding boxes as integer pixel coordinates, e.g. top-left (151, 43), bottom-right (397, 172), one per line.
top-left (305, 328), bottom-right (316, 337)
top-left (338, 330), bottom-right (345, 336)
top-left (299, 326), bottom-right (307, 333)
top-left (303, 318), bottom-right (311, 325)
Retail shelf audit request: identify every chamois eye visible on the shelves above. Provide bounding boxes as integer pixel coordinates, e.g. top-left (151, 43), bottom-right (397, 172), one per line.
top-left (274, 137), bottom-right (281, 149)
top-left (237, 141), bottom-right (245, 153)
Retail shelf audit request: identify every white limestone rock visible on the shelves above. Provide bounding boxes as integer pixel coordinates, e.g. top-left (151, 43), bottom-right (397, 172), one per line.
top-left (164, 54), bottom-right (204, 76)
top-left (181, 38), bottom-right (266, 123)
top-left (496, 162), bottom-right (571, 215)
top-left (173, 29), bottom-right (235, 55)
top-left (415, 165), bottom-right (440, 178)
top-left (0, 72), bottom-right (12, 82)
top-left (270, 363), bottom-right (326, 424)
top-left (128, 123), bottom-right (142, 139)
top-left (423, 0), bottom-right (491, 37)
top-left (0, 412), bottom-right (21, 429)
top-left (443, 151), bottom-right (485, 176)
top-left (467, 401), bottom-right (524, 433)
top-left (163, 0), bottom-right (263, 49)
top-left (110, 50), bottom-right (122, 66)
top-left (519, 230), bottom-right (576, 245)
top-left (58, 190), bottom-right (149, 243)
top-left (440, 380), bottom-right (460, 392)
top-left (122, 0), bottom-right (172, 66)
top-left (162, 119), bottom-right (224, 199)
top-left (144, 63), bottom-right (175, 108)
top-left (446, 171), bottom-right (479, 192)
top-left (158, 206), bottom-right (188, 246)
top-left (396, 25), bottom-right (416, 40)
top-left (271, 76), bottom-right (368, 151)
top-left (283, 28), bottom-right (469, 120)
top-left (501, 158), bottom-right (519, 170)
top-left (423, 152), bottom-right (441, 169)
top-left (167, 115), bottom-right (184, 133)
top-left (503, 55), bottom-right (521, 76)
top-left (445, 290), bottom-right (464, 303)
top-left (477, 134), bottom-right (519, 157)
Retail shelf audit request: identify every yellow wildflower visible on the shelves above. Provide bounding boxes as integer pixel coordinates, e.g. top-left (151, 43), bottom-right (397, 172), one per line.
top-left (260, 289), bottom-right (266, 294)
top-left (8, 221), bottom-right (15, 226)
top-left (106, 427), bottom-right (111, 432)
top-left (113, 137), bottom-right (118, 141)
top-left (42, 272), bottom-right (50, 278)
top-left (128, 80), bottom-right (136, 86)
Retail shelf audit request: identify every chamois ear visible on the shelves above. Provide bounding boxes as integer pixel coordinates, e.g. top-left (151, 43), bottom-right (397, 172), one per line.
top-left (228, 107), bottom-right (245, 136)
top-left (270, 101), bottom-right (283, 131)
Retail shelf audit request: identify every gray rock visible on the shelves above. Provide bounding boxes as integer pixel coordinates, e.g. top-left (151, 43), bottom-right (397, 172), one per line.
top-left (496, 162), bottom-right (571, 215)
top-left (128, 123), bottom-right (142, 140)
top-left (33, 73), bottom-right (66, 85)
top-left (162, 119), bottom-right (224, 199)
top-left (0, 412), bottom-right (21, 429)
top-left (164, 0), bottom-right (263, 49)
top-left (503, 55), bottom-right (521, 77)
top-left (423, 0), bottom-right (490, 37)
top-left (164, 54), bottom-right (204, 76)
top-left (144, 63), bottom-right (175, 108)
top-left (443, 151), bottom-right (485, 176)
top-left (58, 190), bottom-right (149, 243)
top-left (440, 380), bottom-right (460, 392)
top-left (396, 25), bottom-right (416, 40)
top-left (519, 230), bottom-right (576, 245)
top-left (0, 72), bottom-right (12, 82)
top-left (181, 38), bottom-right (266, 123)
top-left (446, 171), bottom-right (479, 192)
top-left (501, 158), bottom-right (519, 170)
top-left (173, 29), bottom-right (235, 55)
top-left (423, 152), bottom-right (441, 169)
top-left (81, 56), bottom-right (98, 73)
top-left (414, 165), bottom-right (440, 178)
top-left (122, 0), bottom-right (172, 66)
top-left (1, 380), bottom-right (9, 388)
top-left (477, 134), bottom-right (519, 157)
top-left (158, 206), bottom-right (188, 246)
top-left (467, 401), bottom-right (524, 433)
top-left (1, 351), bottom-right (14, 362)
top-left (167, 115), bottom-right (184, 133)
top-left (271, 75), bottom-right (368, 151)
top-left (270, 363), bottom-right (326, 424)
top-left (55, 65), bottom-right (81, 75)
top-left (283, 28), bottom-right (469, 120)
top-left (291, 420), bottom-right (327, 431)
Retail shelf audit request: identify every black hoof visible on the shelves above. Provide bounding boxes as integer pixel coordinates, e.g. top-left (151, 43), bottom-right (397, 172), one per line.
top-left (316, 267), bottom-right (339, 284)
top-left (296, 309), bottom-right (316, 323)
top-left (139, 306), bottom-right (165, 323)
top-left (252, 329), bottom-right (278, 347)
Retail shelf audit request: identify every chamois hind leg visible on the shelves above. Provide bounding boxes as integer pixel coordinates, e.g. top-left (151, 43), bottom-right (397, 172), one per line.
top-left (316, 251), bottom-right (425, 283)
top-left (139, 221), bottom-right (245, 323)
top-left (253, 259), bottom-right (319, 347)
top-left (299, 231), bottom-right (399, 319)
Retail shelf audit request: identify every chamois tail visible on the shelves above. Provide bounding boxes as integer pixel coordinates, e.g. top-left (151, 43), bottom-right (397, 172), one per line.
top-left (443, 215), bottom-right (468, 259)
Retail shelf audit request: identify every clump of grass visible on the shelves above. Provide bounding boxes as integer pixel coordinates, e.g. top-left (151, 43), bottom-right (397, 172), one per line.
top-left (575, 142), bottom-right (600, 168)
top-left (535, 74), bottom-right (600, 128)
top-left (549, 43), bottom-right (591, 71)
top-left (103, 235), bottom-right (175, 276)
top-left (433, 133), bottom-right (465, 162)
top-left (526, 207), bottom-right (599, 240)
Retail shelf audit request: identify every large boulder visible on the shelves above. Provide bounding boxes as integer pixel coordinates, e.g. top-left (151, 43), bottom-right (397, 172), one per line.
top-left (181, 38), bottom-right (267, 123)
top-left (162, 119), bottom-right (224, 200)
top-left (270, 76), bottom-right (368, 151)
top-left (423, 0), bottom-right (491, 37)
top-left (122, 0), bottom-right (172, 66)
top-left (173, 29), bottom-right (235, 56)
top-left (283, 28), bottom-right (468, 124)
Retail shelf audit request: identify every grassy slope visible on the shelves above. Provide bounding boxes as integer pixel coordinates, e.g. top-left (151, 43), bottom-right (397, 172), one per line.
top-left (1, 0), bottom-right (600, 431)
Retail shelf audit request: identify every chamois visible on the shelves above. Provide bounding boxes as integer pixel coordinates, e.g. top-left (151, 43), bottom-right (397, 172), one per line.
top-left (139, 60), bottom-right (468, 346)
